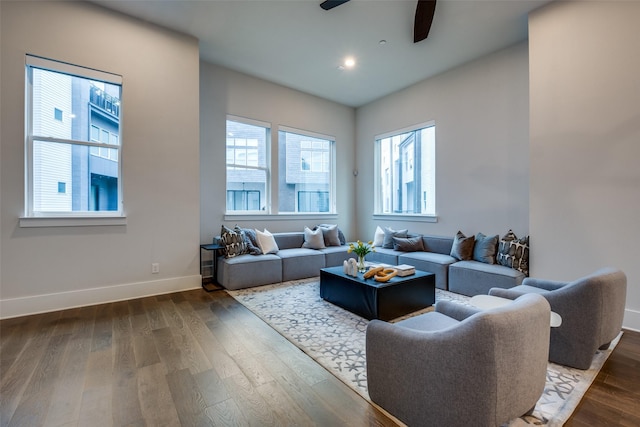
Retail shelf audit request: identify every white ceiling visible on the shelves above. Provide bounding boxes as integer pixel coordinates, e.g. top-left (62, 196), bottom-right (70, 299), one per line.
top-left (90, 0), bottom-right (553, 107)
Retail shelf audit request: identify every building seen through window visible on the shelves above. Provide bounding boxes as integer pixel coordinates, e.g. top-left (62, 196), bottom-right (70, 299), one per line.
top-left (278, 129), bottom-right (333, 213)
top-left (376, 124), bottom-right (436, 216)
top-left (225, 119), bottom-right (335, 214)
top-left (226, 118), bottom-right (269, 212)
top-left (26, 56), bottom-right (122, 215)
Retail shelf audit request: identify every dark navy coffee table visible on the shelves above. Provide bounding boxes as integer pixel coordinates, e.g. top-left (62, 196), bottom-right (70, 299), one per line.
top-left (320, 266), bottom-right (435, 321)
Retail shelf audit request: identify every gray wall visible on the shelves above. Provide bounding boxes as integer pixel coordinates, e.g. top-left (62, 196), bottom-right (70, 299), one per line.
top-left (529, 1), bottom-right (640, 330)
top-left (0, 1), bottom-right (200, 317)
top-left (355, 43), bottom-right (530, 242)
top-left (200, 62), bottom-right (356, 242)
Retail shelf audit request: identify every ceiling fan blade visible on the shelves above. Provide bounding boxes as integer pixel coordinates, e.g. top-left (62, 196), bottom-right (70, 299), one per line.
top-left (320, 0), bottom-right (350, 11)
top-left (414, 0), bottom-right (437, 43)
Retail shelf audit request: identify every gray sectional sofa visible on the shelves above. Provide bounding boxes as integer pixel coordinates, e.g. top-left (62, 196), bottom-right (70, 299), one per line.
top-left (368, 234), bottom-right (525, 295)
top-left (215, 231), bottom-right (526, 295)
top-left (217, 231), bottom-right (352, 290)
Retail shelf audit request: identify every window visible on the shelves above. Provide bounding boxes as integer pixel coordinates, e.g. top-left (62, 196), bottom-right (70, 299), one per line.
top-left (375, 123), bottom-right (436, 216)
top-left (278, 127), bottom-right (335, 213)
top-left (227, 190), bottom-right (261, 211)
top-left (226, 117), bottom-right (269, 212)
top-left (25, 55), bottom-right (122, 217)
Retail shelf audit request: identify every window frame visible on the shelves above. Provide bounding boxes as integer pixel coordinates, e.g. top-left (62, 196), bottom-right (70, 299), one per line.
top-left (277, 125), bottom-right (336, 215)
top-left (373, 121), bottom-right (437, 222)
top-left (21, 55), bottom-right (125, 227)
top-left (225, 115), bottom-right (271, 215)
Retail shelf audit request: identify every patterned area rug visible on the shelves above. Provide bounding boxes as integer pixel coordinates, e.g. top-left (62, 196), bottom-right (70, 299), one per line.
top-left (228, 278), bottom-right (621, 426)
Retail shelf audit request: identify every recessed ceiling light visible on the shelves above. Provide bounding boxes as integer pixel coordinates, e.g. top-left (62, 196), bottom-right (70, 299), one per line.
top-left (344, 57), bottom-right (356, 69)
top-left (379, 40), bottom-right (387, 45)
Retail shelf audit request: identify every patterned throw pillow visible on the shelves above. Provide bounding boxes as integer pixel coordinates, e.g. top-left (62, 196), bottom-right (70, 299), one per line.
top-left (509, 235), bottom-right (529, 276)
top-left (497, 229), bottom-right (518, 267)
top-left (234, 225), bottom-right (262, 255)
top-left (450, 230), bottom-right (475, 261)
top-left (220, 225), bottom-right (248, 258)
top-left (497, 230), bottom-right (529, 276)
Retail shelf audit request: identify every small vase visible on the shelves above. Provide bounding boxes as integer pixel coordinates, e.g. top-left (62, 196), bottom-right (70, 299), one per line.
top-left (357, 255), bottom-right (366, 273)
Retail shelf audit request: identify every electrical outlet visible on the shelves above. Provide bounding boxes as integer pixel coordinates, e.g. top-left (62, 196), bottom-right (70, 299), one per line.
top-left (151, 263), bottom-right (160, 274)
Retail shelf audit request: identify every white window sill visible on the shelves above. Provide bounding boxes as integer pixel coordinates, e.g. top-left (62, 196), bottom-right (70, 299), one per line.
top-left (372, 214), bottom-right (438, 223)
top-left (19, 216), bottom-right (127, 228)
top-left (224, 213), bottom-right (338, 222)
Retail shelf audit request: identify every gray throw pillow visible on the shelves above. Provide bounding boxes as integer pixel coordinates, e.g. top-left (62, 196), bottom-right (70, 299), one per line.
top-left (316, 224), bottom-right (346, 245)
top-left (317, 224), bottom-right (341, 246)
top-left (450, 230), bottom-right (475, 261)
top-left (302, 226), bottom-right (326, 249)
top-left (393, 236), bottom-right (425, 252)
top-left (383, 227), bottom-right (408, 249)
top-left (473, 232), bottom-right (499, 264)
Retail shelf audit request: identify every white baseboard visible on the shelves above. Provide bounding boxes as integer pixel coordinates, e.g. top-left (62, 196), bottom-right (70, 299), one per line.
top-left (0, 275), bottom-right (202, 319)
top-left (623, 307), bottom-right (640, 332)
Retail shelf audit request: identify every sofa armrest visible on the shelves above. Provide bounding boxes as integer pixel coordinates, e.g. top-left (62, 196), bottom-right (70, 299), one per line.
top-left (435, 300), bottom-right (481, 321)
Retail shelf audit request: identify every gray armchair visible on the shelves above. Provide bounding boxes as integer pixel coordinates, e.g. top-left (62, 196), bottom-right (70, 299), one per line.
top-left (366, 294), bottom-right (550, 427)
top-left (489, 267), bottom-right (627, 369)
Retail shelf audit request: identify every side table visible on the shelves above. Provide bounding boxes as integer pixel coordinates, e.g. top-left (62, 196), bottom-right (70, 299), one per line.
top-left (200, 243), bottom-right (223, 292)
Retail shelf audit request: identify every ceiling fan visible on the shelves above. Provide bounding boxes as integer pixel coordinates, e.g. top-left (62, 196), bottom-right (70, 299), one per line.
top-left (320, 0), bottom-right (437, 43)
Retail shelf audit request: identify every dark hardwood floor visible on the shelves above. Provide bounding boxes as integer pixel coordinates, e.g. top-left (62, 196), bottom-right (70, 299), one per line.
top-left (1, 288), bottom-right (638, 426)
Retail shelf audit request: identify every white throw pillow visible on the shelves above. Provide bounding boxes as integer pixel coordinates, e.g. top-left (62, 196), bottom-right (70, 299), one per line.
top-left (255, 228), bottom-right (279, 254)
top-left (302, 226), bottom-right (326, 249)
top-left (373, 226), bottom-right (385, 247)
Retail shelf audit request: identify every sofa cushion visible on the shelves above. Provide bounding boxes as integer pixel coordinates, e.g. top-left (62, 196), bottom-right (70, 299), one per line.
top-left (473, 232), bottom-right (499, 264)
top-left (273, 232), bottom-right (304, 250)
top-left (395, 311), bottom-right (460, 332)
top-left (302, 226), bottom-right (326, 249)
top-left (422, 235), bottom-right (454, 255)
top-left (278, 248), bottom-right (326, 281)
top-left (220, 225), bottom-right (248, 258)
top-left (450, 231), bottom-right (475, 261)
top-left (393, 236), bottom-right (425, 252)
top-left (366, 247), bottom-right (403, 265)
top-left (398, 251), bottom-right (457, 290)
top-left (382, 227), bottom-right (408, 249)
top-left (255, 228), bottom-right (279, 254)
top-left (320, 245), bottom-right (352, 267)
top-left (218, 253), bottom-right (282, 290)
top-left (448, 260), bottom-right (525, 296)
